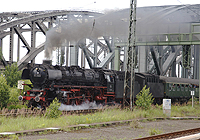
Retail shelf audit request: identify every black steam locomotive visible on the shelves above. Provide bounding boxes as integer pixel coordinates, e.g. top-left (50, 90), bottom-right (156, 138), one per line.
top-left (19, 60), bottom-right (199, 109)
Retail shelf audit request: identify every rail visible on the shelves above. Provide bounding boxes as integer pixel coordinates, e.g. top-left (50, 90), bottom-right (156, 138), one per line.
top-left (134, 127), bottom-right (200, 140)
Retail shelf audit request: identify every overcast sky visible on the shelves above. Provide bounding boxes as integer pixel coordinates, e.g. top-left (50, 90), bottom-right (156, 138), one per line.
top-left (1, 0), bottom-right (200, 12)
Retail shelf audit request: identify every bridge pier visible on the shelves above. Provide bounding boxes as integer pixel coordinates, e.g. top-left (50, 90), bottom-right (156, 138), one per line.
top-left (193, 45), bottom-right (199, 79)
top-left (138, 46), bottom-right (147, 73)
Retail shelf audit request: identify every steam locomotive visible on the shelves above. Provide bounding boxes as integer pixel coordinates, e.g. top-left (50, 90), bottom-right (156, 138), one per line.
top-left (19, 60), bottom-right (199, 109)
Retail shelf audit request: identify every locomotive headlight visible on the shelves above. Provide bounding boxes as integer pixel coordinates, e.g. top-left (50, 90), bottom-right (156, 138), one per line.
top-left (40, 92), bottom-right (43, 96)
top-left (35, 96), bottom-right (40, 102)
top-left (18, 95), bottom-right (23, 101)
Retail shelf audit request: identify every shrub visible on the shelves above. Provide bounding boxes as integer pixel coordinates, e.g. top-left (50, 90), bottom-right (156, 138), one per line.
top-left (3, 63), bottom-right (22, 87)
top-left (45, 98), bottom-right (62, 119)
top-left (135, 85), bottom-right (154, 110)
top-left (9, 87), bottom-right (20, 105)
top-left (0, 75), bottom-right (10, 109)
top-left (6, 87), bottom-right (26, 109)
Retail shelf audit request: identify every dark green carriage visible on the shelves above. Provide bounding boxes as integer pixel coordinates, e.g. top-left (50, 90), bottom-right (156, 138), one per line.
top-left (160, 76), bottom-right (199, 102)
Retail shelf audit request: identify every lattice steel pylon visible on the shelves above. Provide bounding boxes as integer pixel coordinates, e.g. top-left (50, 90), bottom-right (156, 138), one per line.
top-left (123, 0), bottom-right (137, 110)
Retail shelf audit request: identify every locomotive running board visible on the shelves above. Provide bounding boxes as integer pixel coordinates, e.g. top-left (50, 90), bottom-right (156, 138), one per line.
top-left (53, 85), bottom-right (107, 89)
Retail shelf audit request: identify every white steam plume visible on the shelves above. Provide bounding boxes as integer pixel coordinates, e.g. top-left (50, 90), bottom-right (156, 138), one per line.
top-left (58, 101), bottom-right (102, 111)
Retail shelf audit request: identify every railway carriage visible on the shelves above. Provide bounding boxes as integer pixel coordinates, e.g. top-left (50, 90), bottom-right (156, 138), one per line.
top-left (160, 76), bottom-right (199, 103)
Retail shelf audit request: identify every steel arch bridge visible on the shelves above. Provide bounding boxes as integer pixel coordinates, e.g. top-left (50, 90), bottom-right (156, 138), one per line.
top-left (0, 10), bottom-right (103, 69)
top-left (0, 4), bottom-right (200, 79)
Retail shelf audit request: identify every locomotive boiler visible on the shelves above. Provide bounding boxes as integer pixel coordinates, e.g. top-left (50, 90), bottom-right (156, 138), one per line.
top-left (19, 60), bottom-right (122, 109)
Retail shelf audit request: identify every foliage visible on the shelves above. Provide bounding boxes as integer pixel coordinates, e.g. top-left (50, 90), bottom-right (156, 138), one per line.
top-left (6, 87), bottom-right (27, 110)
top-left (45, 98), bottom-right (62, 119)
top-left (135, 85), bottom-right (154, 110)
top-left (148, 128), bottom-right (163, 135)
top-left (23, 80), bottom-right (32, 92)
top-left (7, 104), bottom-right (26, 110)
top-left (0, 75), bottom-right (10, 109)
top-left (8, 88), bottom-right (20, 105)
top-left (3, 63), bottom-right (22, 87)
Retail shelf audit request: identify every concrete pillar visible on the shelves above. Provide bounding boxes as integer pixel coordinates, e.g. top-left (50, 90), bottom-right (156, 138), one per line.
top-left (65, 41), bottom-right (69, 66)
top-left (114, 46), bottom-right (120, 71)
top-left (17, 36), bottom-right (20, 62)
top-left (81, 40), bottom-right (86, 68)
top-left (70, 43), bottom-right (78, 66)
top-left (193, 45), bottom-right (199, 79)
top-left (138, 46), bottom-right (146, 72)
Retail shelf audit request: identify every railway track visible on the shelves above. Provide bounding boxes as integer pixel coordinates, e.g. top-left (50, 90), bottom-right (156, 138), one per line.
top-left (0, 108), bottom-right (101, 117)
top-left (134, 127), bottom-right (200, 140)
top-left (1, 117), bottom-right (200, 140)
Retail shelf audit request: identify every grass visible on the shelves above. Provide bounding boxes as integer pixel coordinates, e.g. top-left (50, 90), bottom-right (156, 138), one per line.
top-left (148, 128), bottom-right (163, 135)
top-left (0, 102), bottom-right (200, 132)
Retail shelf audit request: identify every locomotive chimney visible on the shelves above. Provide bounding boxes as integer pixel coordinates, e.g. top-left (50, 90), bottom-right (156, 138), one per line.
top-left (43, 60), bottom-right (52, 65)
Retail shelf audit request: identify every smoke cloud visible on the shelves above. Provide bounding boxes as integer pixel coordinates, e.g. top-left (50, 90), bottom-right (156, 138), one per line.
top-left (45, 5), bottom-right (200, 59)
top-left (45, 9), bottom-right (129, 59)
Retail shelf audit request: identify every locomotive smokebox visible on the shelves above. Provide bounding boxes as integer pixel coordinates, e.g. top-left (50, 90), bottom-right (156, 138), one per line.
top-left (43, 60), bottom-right (52, 65)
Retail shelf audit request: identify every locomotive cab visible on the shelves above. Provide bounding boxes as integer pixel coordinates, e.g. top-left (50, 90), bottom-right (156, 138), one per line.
top-left (105, 74), bottom-right (115, 92)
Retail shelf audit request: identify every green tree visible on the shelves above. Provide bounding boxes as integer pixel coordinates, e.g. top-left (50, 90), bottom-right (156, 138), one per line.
top-left (135, 85), bottom-right (154, 110)
top-left (8, 87), bottom-right (19, 105)
top-left (0, 75), bottom-right (10, 109)
top-left (3, 63), bottom-right (22, 87)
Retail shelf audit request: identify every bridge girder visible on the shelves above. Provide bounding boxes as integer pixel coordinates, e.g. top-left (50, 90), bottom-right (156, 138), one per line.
top-left (0, 4), bottom-right (200, 79)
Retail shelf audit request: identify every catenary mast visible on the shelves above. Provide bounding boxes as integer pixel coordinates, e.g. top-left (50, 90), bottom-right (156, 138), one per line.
top-left (123, 0), bottom-right (137, 110)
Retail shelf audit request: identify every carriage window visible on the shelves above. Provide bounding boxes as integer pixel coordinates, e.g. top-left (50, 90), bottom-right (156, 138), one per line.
top-left (172, 84), bottom-right (176, 91)
top-left (181, 84), bottom-right (184, 91)
top-left (185, 85), bottom-right (188, 91)
top-left (177, 84), bottom-right (180, 91)
top-left (169, 84), bottom-right (172, 91)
